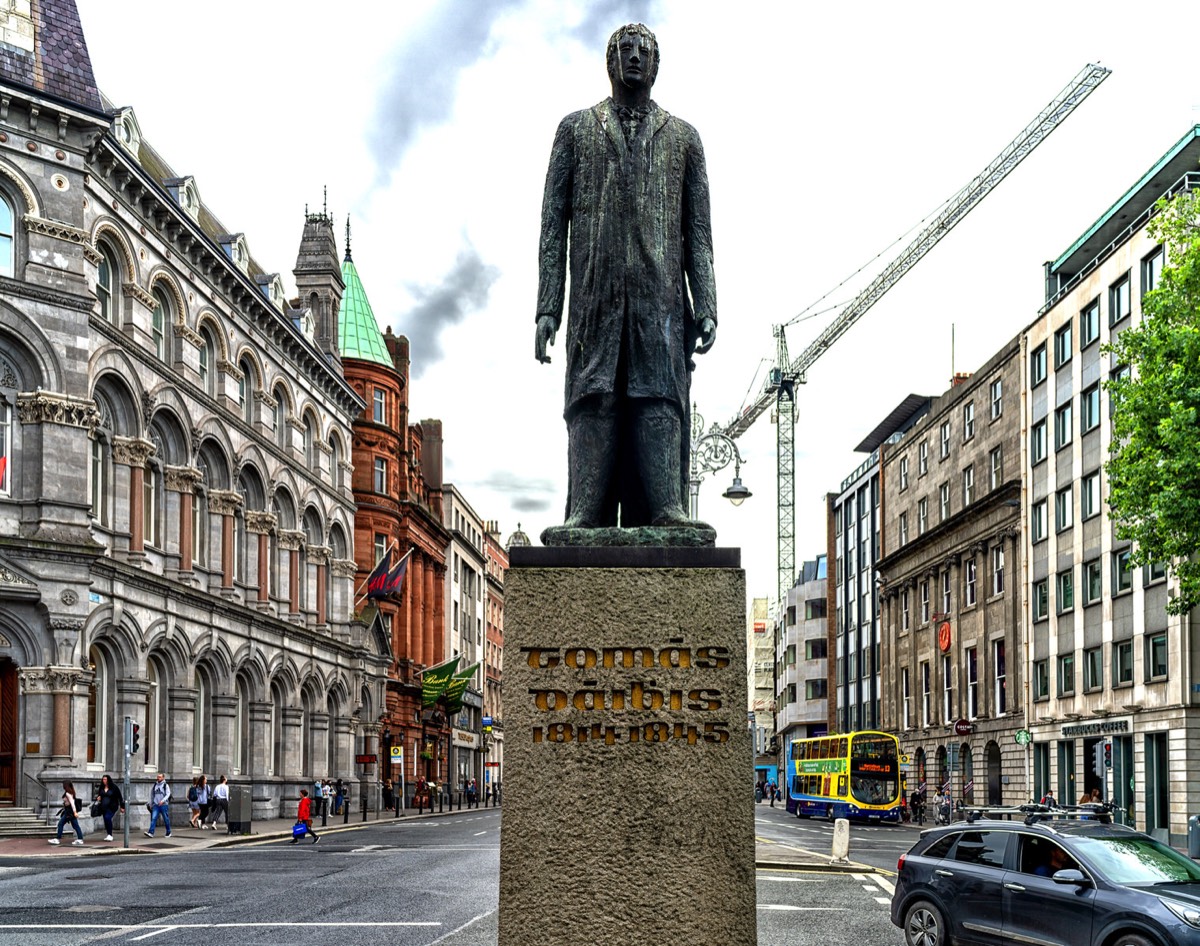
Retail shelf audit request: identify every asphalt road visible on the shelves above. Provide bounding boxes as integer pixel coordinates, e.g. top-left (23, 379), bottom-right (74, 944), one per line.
top-left (0, 806), bottom-right (911, 946)
top-left (751, 800), bottom-right (922, 873)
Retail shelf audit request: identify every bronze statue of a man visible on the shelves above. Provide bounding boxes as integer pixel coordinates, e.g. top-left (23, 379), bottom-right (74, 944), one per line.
top-left (535, 23), bottom-right (717, 531)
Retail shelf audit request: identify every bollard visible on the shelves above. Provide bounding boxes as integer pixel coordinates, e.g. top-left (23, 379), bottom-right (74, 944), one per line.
top-left (1189, 815), bottom-right (1200, 859)
top-left (321, 798), bottom-right (328, 828)
top-left (343, 801), bottom-right (349, 825)
top-left (361, 798), bottom-right (367, 822)
top-left (439, 791), bottom-right (444, 813)
top-left (831, 818), bottom-right (851, 864)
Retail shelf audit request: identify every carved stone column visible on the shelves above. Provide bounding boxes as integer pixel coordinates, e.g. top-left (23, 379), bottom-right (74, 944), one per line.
top-left (280, 706), bottom-right (304, 780)
top-left (245, 511), bottom-right (276, 606)
top-left (167, 686), bottom-right (198, 776)
top-left (309, 711), bottom-right (330, 775)
top-left (208, 489), bottom-right (242, 590)
top-left (165, 466), bottom-right (202, 573)
top-left (278, 530), bottom-right (306, 616)
top-left (210, 694), bottom-right (238, 777)
top-left (14, 390), bottom-right (100, 544)
top-left (308, 546), bottom-right (331, 626)
top-left (249, 701), bottom-right (273, 779)
top-left (20, 665), bottom-right (88, 762)
top-left (333, 714), bottom-right (355, 780)
top-left (331, 558), bottom-right (358, 633)
top-left (112, 436), bottom-right (155, 555)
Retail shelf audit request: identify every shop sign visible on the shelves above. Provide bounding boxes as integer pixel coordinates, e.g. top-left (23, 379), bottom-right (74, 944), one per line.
top-left (452, 728), bottom-right (480, 749)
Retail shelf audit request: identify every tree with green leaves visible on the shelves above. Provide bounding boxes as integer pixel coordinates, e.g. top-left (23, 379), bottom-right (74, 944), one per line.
top-left (1105, 187), bottom-right (1200, 615)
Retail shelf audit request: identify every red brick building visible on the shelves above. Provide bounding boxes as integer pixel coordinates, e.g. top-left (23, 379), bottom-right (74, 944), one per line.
top-left (339, 240), bottom-right (449, 792)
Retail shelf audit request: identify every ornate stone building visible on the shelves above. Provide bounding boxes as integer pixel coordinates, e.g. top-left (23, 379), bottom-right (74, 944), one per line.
top-left (0, 0), bottom-right (387, 821)
top-left (483, 521), bottom-right (507, 793)
top-left (877, 342), bottom-right (1025, 805)
top-left (338, 239), bottom-right (450, 798)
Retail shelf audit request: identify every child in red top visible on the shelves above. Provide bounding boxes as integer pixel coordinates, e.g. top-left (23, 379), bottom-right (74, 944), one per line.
top-left (291, 789), bottom-right (320, 844)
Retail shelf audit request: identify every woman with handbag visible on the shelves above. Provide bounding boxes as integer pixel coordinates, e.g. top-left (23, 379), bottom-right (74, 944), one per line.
top-left (48, 780), bottom-right (84, 846)
top-left (93, 774), bottom-right (124, 842)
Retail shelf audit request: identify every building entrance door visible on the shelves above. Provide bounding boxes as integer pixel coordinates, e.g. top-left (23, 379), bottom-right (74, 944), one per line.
top-left (0, 659), bottom-right (16, 804)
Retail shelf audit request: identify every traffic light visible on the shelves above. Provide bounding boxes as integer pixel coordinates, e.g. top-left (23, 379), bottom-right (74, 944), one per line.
top-left (1091, 741), bottom-right (1105, 778)
top-left (1104, 742), bottom-right (1112, 769)
top-left (131, 722), bottom-right (140, 756)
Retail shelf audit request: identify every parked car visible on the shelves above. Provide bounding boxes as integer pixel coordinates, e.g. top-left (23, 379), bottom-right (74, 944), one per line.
top-left (891, 812), bottom-right (1200, 946)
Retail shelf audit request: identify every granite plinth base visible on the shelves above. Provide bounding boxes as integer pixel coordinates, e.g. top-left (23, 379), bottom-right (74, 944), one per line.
top-left (497, 555), bottom-right (756, 946)
top-left (539, 522), bottom-right (716, 547)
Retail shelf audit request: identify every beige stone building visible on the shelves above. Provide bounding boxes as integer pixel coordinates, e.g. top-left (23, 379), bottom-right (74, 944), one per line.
top-left (878, 340), bottom-right (1025, 805)
top-left (1023, 125), bottom-right (1200, 844)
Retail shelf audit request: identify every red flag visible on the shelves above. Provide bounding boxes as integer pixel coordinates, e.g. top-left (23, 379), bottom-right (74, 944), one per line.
top-left (364, 549), bottom-right (392, 600)
top-left (384, 552), bottom-right (409, 597)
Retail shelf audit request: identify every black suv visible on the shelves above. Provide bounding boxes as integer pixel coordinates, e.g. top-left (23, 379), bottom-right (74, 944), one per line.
top-left (891, 808), bottom-right (1200, 946)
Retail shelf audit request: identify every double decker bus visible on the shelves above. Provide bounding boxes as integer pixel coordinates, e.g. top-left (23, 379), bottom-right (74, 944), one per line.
top-left (786, 730), bottom-right (901, 822)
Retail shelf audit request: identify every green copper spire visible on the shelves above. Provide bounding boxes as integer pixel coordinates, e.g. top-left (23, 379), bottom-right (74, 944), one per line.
top-left (339, 219), bottom-right (391, 366)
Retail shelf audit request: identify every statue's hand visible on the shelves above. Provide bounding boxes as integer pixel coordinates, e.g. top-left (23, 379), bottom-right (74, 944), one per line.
top-left (695, 317), bottom-right (716, 355)
top-left (535, 315), bottom-right (558, 364)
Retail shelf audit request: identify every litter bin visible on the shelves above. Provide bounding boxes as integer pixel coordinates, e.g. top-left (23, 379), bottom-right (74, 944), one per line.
top-left (1189, 814), bottom-right (1200, 859)
top-left (228, 785), bottom-right (252, 836)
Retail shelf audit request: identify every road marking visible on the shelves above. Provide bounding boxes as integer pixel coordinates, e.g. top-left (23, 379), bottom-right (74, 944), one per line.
top-left (0, 923), bottom-right (442, 932)
top-left (872, 875), bottom-right (896, 895)
top-left (851, 873), bottom-right (868, 880)
top-left (128, 928), bottom-right (176, 941)
top-left (874, 896), bottom-right (891, 905)
top-left (473, 831), bottom-right (487, 836)
top-left (428, 910), bottom-right (494, 945)
top-left (757, 905), bottom-right (850, 912)
top-left (758, 876), bottom-right (831, 883)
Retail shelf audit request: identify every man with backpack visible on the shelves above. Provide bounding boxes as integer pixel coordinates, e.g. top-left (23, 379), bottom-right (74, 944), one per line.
top-left (144, 772), bottom-right (172, 838)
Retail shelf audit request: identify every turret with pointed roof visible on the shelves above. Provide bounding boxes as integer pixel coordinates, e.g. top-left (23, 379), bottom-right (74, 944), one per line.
top-left (293, 196), bottom-right (344, 362)
top-left (338, 220), bottom-right (392, 367)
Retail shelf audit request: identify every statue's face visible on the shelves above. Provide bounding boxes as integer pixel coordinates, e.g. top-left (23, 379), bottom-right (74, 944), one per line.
top-left (615, 29), bottom-right (654, 91)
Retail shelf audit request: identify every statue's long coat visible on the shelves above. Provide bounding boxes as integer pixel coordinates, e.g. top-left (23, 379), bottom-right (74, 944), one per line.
top-left (536, 98), bottom-right (717, 420)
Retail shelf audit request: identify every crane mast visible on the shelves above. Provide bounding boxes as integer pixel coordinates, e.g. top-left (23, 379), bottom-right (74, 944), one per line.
top-left (716, 63), bottom-right (1111, 605)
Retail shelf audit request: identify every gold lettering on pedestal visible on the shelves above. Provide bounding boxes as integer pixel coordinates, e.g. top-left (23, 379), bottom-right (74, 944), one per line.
top-left (525, 638), bottom-right (733, 749)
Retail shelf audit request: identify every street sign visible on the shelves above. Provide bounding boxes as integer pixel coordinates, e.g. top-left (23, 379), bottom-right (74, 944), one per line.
top-left (1014, 729), bottom-right (1032, 746)
top-left (355, 753), bottom-right (377, 764)
top-left (900, 754), bottom-right (910, 765)
top-left (953, 718), bottom-right (973, 736)
top-left (390, 746), bottom-right (403, 765)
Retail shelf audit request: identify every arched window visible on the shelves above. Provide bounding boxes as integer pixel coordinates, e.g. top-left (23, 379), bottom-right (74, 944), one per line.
top-left (97, 243), bottom-right (119, 323)
top-left (198, 328), bottom-right (216, 396)
top-left (86, 645), bottom-right (114, 765)
top-left (0, 354), bottom-right (14, 498)
top-left (147, 656), bottom-right (167, 769)
top-left (233, 674), bottom-right (251, 775)
top-left (270, 680), bottom-right (284, 776)
top-left (329, 436), bottom-right (342, 490)
top-left (0, 192), bottom-right (14, 278)
top-left (238, 357), bottom-right (254, 424)
top-left (273, 387), bottom-right (287, 449)
top-left (194, 666), bottom-right (212, 771)
top-left (303, 414), bottom-right (316, 468)
top-left (151, 286), bottom-right (170, 361)
top-left (144, 428), bottom-right (163, 549)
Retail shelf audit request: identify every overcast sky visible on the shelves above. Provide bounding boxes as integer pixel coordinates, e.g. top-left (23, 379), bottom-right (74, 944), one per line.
top-left (74, 0), bottom-right (1200, 611)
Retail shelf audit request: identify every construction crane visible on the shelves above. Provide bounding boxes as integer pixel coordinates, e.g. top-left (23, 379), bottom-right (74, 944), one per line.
top-left (716, 63), bottom-right (1111, 606)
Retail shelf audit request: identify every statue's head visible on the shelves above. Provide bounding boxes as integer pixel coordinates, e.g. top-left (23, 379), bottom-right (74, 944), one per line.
top-left (606, 23), bottom-right (659, 92)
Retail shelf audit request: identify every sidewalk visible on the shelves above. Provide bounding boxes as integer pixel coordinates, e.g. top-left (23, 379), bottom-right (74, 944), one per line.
top-left (0, 801), bottom-right (488, 858)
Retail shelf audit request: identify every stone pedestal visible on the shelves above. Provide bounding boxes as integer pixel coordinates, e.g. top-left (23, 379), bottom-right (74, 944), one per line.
top-left (498, 546), bottom-right (756, 946)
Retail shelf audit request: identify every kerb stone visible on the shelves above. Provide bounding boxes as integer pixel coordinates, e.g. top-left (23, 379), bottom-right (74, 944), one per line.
top-left (498, 550), bottom-right (756, 946)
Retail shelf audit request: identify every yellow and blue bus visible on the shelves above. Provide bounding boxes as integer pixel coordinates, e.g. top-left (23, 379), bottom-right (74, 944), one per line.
top-left (786, 730), bottom-right (901, 822)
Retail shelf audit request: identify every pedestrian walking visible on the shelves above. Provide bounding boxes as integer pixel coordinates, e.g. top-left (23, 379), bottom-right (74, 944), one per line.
top-left (92, 773), bottom-right (124, 841)
top-left (333, 778), bottom-right (345, 815)
top-left (193, 775), bottom-right (211, 828)
top-left (291, 789), bottom-right (319, 845)
top-left (144, 772), bottom-right (172, 837)
top-left (768, 780), bottom-right (777, 808)
top-left (205, 775), bottom-right (229, 828)
top-left (187, 777), bottom-right (202, 828)
top-left (467, 779), bottom-right (478, 809)
top-left (48, 780), bottom-right (85, 845)
top-left (382, 778), bottom-right (394, 810)
top-left (1040, 788), bottom-right (1057, 808)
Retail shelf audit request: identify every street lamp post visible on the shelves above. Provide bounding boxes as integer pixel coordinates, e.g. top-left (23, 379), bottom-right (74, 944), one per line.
top-left (689, 403), bottom-right (752, 519)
